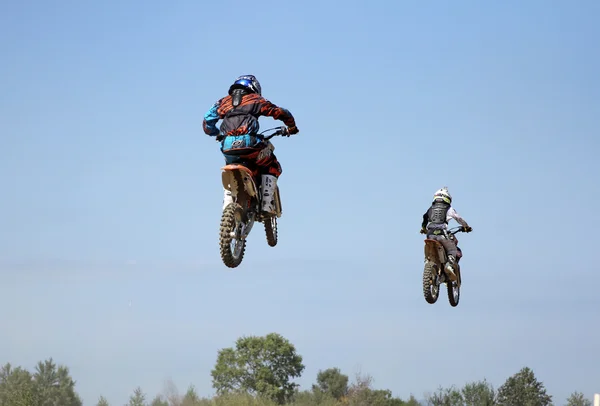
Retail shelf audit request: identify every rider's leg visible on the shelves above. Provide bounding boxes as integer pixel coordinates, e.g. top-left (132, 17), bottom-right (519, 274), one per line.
top-left (426, 234), bottom-right (457, 278)
top-left (439, 237), bottom-right (459, 280)
top-left (257, 151), bottom-right (282, 215)
top-left (222, 188), bottom-right (233, 210)
top-left (221, 154), bottom-right (239, 210)
top-left (456, 246), bottom-right (463, 263)
top-left (426, 233), bottom-right (459, 258)
top-left (439, 237), bottom-right (459, 258)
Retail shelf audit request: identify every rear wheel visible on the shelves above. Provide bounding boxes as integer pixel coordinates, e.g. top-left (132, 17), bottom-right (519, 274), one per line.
top-left (422, 262), bottom-right (439, 304)
top-left (264, 216), bottom-right (278, 247)
top-left (219, 203), bottom-right (246, 268)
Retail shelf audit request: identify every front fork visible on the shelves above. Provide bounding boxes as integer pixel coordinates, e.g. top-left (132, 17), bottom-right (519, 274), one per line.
top-left (454, 263), bottom-right (462, 288)
top-left (236, 212), bottom-right (255, 241)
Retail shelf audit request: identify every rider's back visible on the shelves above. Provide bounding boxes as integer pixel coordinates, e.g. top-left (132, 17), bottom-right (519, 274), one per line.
top-left (215, 93), bottom-right (294, 137)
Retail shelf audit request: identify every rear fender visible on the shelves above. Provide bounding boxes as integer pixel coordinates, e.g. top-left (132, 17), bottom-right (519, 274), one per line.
top-left (221, 165), bottom-right (259, 199)
top-left (424, 239), bottom-right (447, 264)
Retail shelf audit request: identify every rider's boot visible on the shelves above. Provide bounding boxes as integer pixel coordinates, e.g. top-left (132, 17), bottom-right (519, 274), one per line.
top-left (445, 255), bottom-right (458, 281)
top-left (260, 174), bottom-right (277, 216)
top-left (222, 188), bottom-right (233, 211)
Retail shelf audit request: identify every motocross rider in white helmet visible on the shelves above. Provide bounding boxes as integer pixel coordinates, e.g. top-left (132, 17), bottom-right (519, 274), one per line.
top-left (420, 187), bottom-right (473, 281)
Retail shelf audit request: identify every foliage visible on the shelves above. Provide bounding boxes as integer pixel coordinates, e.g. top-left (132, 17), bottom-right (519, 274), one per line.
top-left (292, 390), bottom-right (340, 406)
top-left (402, 395), bottom-right (422, 406)
top-left (96, 395), bottom-right (110, 406)
top-left (211, 332), bottom-right (305, 404)
top-left (127, 386), bottom-right (147, 406)
top-left (149, 394), bottom-right (169, 406)
top-left (35, 358), bottom-right (83, 406)
top-left (425, 385), bottom-right (463, 406)
top-left (566, 391), bottom-right (592, 406)
top-left (0, 358), bottom-right (82, 406)
top-left (344, 371), bottom-right (406, 406)
top-left (461, 379), bottom-right (496, 406)
top-left (182, 385), bottom-right (202, 406)
top-left (496, 366), bottom-right (552, 406)
top-left (0, 364), bottom-right (39, 406)
top-left (312, 368), bottom-right (348, 401)
top-left (1, 334), bottom-right (592, 406)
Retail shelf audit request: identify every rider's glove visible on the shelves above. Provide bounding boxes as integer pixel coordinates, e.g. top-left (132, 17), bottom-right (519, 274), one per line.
top-left (287, 125), bottom-right (299, 135)
top-left (420, 227), bottom-right (427, 234)
top-left (464, 226), bottom-right (473, 233)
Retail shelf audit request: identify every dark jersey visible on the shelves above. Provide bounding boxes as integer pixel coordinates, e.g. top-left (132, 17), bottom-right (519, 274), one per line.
top-left (203, 93), bottom-right (296, 137)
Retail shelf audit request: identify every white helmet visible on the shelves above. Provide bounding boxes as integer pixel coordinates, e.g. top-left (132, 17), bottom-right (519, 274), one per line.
top-left (433, 186), bottom-right (452, 204)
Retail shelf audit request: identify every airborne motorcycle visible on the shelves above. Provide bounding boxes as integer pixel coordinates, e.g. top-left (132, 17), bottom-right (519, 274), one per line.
top-left (218, 127), bottom-right (288, 268)
top-left (422, 226), bottom-right (471, 307)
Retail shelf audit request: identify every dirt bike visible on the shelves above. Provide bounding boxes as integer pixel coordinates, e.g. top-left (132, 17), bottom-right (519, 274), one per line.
top-left (218, 127), bottom-right (288, 268)
top-left (422, 226), bottom-right (470, 307)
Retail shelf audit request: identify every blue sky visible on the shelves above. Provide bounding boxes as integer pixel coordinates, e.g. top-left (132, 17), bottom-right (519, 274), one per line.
top-left (1, 0), bottom-right (599, 404)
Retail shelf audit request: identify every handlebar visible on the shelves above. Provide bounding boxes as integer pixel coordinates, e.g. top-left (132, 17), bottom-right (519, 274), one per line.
top-left (448, 226), bottom-right (471, 234)
top-left (215, 126), bottom-right (292, 142)
top-left (421, 225), bottom-right (472, 235)
top-left (258, 126), bottom-right (290, 140)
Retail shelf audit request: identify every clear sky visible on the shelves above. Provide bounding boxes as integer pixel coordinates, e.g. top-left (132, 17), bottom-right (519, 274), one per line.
top-left (1, 0), bottom-right (599, 404)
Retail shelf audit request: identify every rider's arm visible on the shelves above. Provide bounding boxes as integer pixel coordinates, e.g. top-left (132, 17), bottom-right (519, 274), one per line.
top-left (202, 101), bottom-right (222, 137)
top-left (447, 207), bottom-right (469, 228)
top-left (258, 98), bottom-right (297, 127)
top-left (421, 212), bottom-right (429, 229)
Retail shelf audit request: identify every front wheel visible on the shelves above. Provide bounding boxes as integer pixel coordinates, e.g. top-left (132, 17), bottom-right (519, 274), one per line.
top-left (264, 216), bottom-right (278, 247)
top-left (447, 281), bottom-right (460, 307)
top-left (219, 203), bottom-right (246, 268)
top-left (447, 267), bottom-right (461, 307)
top-left (423, 262), bottom-right (439, 304)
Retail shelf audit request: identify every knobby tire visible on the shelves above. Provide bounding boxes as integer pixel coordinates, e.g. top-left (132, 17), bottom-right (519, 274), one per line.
top-left (423, 262), bottom-right (439, 304)
top-left (219, 203), bottom-right (246, 268)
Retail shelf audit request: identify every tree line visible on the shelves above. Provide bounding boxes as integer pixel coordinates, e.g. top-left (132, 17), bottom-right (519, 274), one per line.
top-left (0, 333), bottom-right (593, 406)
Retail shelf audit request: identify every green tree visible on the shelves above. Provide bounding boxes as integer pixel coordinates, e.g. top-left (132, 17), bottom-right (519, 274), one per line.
top-left (461, 379), bottom-right (496, 405)
top-left (149, 394), bottom-right (169, 406)
top-left (96, 395), bottom-right (110, 406)
top-left (211, 332), bottom-right (305, 404)
top-left (312, 368), bottom-right (349, 400)
top-left (292, 390), bottom-right (338, 406)
top-left (426, 385), bottom-right (463, 406)
top-left (182, 385), bottom-right (201, 406)
top-left (566, 391), bottom-right (592, 406)
top-left (496, 366), bottom-right (552, 406)
top-left (33, 358), bottom-right (83, 406)
top-left (403, 395), bottom-right (421, 406)
top-left (0, 363), bottom-right (40, 406)
top-left (127, 386), bottom-right (147, 406)
top-left (346, 372), bottom-right (406, 406)
top-left (214, 392), bottom-right (278, 405)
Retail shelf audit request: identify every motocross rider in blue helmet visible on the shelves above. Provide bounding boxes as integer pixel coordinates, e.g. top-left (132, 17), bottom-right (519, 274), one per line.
top-left (202, 75), bottom-right (299, 216)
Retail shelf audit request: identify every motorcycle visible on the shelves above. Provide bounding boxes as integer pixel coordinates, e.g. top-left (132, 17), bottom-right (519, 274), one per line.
top-left (218, 126), bottom-right (288, 268)
top-left (422, 226), bottom-right (470, 307)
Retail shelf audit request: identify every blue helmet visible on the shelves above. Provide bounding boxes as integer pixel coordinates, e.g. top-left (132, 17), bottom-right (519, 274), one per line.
top-left (228, 74), bottom-right (262, 96)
